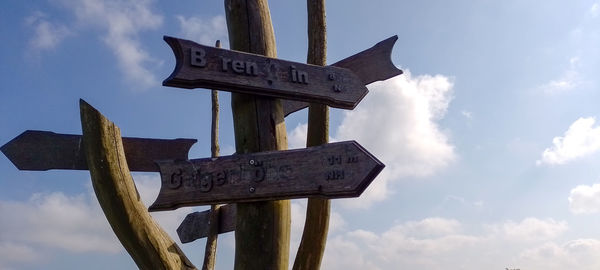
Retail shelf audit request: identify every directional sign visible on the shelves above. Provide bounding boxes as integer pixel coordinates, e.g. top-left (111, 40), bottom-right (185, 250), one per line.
top-left (177, 204), bottom-right (236, 244)
top-left (1, 130), bottom-right (196, 172)
top-left (148, 141), bottom-right (384, 211)
top-left (163, 36), bottom-right (402, 110)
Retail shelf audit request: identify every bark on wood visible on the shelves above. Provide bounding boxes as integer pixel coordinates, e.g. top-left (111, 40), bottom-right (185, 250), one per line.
top-left (202, 40), bottom-right (222, 270)
top-left (293, 1), bottom-right (330, 269)
top-left (224, 0), bottom-right (291, 269)
top-left (79, 99), bottom-right (195, 270)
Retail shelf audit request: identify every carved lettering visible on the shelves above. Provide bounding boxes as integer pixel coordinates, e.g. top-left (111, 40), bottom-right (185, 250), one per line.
top-left (326, 170), bottom-right (345, 181)
top-left (215, 171), bottom-right (227, 186)
top-left (199, 173), bottom-right (212, 192)
top-left (220, 57), bottom-right (259, 76)
top-left (333, 84), bottom-right (344, 92)
top-left (347, 156), bottom-right (358, 163)
top-left (190, 48), bottom-right (206, 67)
top-left (328, 155), bottom-right (342, 166)
top-left (221, 57), bottom-right (231, 71)
top-left (290, 65), bottom-right (308, 84)
top-left (278, 165), bottom-right (294, 180)
top-left (232, 60), bottom-right (245, 73)
top-left (169, 169), bottom-right (184, 189)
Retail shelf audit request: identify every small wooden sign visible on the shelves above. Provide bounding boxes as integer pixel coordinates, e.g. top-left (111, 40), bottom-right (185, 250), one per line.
top-left (163, 36), bottom-right (402, 110)
top-left (1, 130), bottom-right (196, 172)
top-left (177, 204), bottom-right (236, 243)
top-left (148, 141), bottom-right (384, 211)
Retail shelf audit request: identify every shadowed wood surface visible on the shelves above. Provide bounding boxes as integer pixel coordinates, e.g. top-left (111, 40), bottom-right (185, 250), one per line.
top-left (224, 0), bottom-right (291, 269)
top-left (281, 35), bottom-right (403, 116)
top-left (293, 0), bottom-right (330, 269)
top-left (177, 204), bottom-right (237, 243)
top-left (163, 36), bottom-right (367, 109)
top-left (0, 130), bottom-right (196, 172)
top-left (79, 99), bottom-right (195, 270)
top-left (149, 141), bottom-right (384, 210)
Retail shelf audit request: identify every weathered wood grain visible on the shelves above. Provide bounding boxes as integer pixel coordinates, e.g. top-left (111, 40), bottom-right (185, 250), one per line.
top-left (279, 35), bottom-right (404, 116)
top-left (148, 141), bottom-right (384, 210)
top-left (163, 36), bottom-right (368, 109)
top-left (225, 1), bottom-right (291, 269)
top-left (293, 0), bottom-right (330, 269)
top-left (177, 204), bottom-right (237, 243)
top-left (0, 130), bottom-right (196, 172)
top-left (79, 99), bottom-right (195, 270)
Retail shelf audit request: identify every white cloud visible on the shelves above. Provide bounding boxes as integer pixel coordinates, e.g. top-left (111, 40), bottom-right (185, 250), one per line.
top-left (319, 217), bottom-right (583, 270)
top-left (25, 11), bottom-right (72, 51)
top-left (0, 191), bottom-right (121, 257)
top-left (177, 15), bottom-right (228, 47)
top-left (500, 218), bottom-right (568, 242)
top-left (334, 71), bottom-right (456, 208)
top-left (53, 0), bottom-right (164, 88)
top-left (0, 174), bottom-right (197, 269)
top-left (569, 183), bottom-right (600, 214)
top-left (287, 123), bottom-right (308, 149)
top-left (539, 57), bottom-right (582, 94)
top-left (0, 242), bottom-right (41, 269)
top-left (591, 3), bottom-right (599, 17)
top-left (537, 117), bottom-right (600, 165)
top-left (518, 239), bottom-right (600, 270)
top-left (461, 110), bottom-right (473, 119)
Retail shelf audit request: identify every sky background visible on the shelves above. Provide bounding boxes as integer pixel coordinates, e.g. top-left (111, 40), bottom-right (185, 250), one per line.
top-left (1, 0), bottom-right (600, 269)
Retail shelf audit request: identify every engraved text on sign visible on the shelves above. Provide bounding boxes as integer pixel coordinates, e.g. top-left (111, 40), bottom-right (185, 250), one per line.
top-left (149, 141), bottom-right (385, 211)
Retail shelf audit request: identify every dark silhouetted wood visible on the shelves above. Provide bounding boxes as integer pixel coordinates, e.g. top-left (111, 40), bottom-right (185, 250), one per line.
top-left (162, 35), bottom-right (402, 110)
top-left (1, 130), bottom-right (196, 172)
top-left (224, 1), bottom-right (291, 269)
top-left (281, 35), bottom-right (403, 116)
top-left (149, 141), bottom-right (384, 210)
top-left (293, 0), bottom-right (330, 269)
top-left (177, 204), bottom-right (237, 243)
top-left (163, 36), bottom-right (367, 109)
top-left (79, 99), bottom-right (195, 270)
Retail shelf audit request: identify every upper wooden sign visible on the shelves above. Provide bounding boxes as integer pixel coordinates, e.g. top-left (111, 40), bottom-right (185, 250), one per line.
top-left (148, 141), bottom-right (384, 211)
top-left (163, 36), bottom-right (402, 110)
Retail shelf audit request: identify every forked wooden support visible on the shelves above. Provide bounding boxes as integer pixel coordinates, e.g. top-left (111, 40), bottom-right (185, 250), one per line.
top-left (79, 99), bottom-right (196, 270)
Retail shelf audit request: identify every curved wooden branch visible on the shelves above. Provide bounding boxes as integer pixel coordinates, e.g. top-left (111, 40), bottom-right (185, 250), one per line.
top-left (80, 99), bottom-right (196, 270)
top-left (293, 0), bottom-right (330, 269)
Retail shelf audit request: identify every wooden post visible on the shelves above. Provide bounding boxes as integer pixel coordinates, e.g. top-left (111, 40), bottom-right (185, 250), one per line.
top-left (202, 40), bottom-right (222, 270)
top-left (293, 0), bottom-right (330, 269)
top-left (79, 99), bottom-right (196, 270)
top-left (224, 1), bottom-right (291, 270)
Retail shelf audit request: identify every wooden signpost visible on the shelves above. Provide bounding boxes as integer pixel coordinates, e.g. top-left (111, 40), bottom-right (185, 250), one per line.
top-left (148, 141), bottom-right (384, 211)
top-left (1, 5), bottom-right (402, 266)
top-left (163, 36), bottom-right (402, 110)
top-left (1, 130), bottom-right (196, 172)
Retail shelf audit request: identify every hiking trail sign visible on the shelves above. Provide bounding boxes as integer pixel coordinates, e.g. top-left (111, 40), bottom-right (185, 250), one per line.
top-left (1, 130), bottom-right (196, 172)
top-left (148, 141), bottom-right (384, 211)
top-left (163, 35), bottom-right (402, 110)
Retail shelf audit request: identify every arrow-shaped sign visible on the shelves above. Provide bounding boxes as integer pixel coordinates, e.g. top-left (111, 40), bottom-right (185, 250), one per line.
top-left (177, 204), bottom-right (236, 244)
top-left (163, 36), bottom-right (402, 110)
top-left (149, 141), bottom-right (384, 211)
top-left (1, 130), bottom-right (196, 172)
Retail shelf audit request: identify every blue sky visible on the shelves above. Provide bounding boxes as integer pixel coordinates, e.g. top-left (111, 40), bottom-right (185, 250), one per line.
top-left (2, 0), bottom-right (600, 269)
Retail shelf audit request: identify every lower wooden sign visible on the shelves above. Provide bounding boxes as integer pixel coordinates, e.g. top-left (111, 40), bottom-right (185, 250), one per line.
top-left (149, 141), bottom-right (384, 211)
top-left (177, 204), bottom-right (236, 243)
